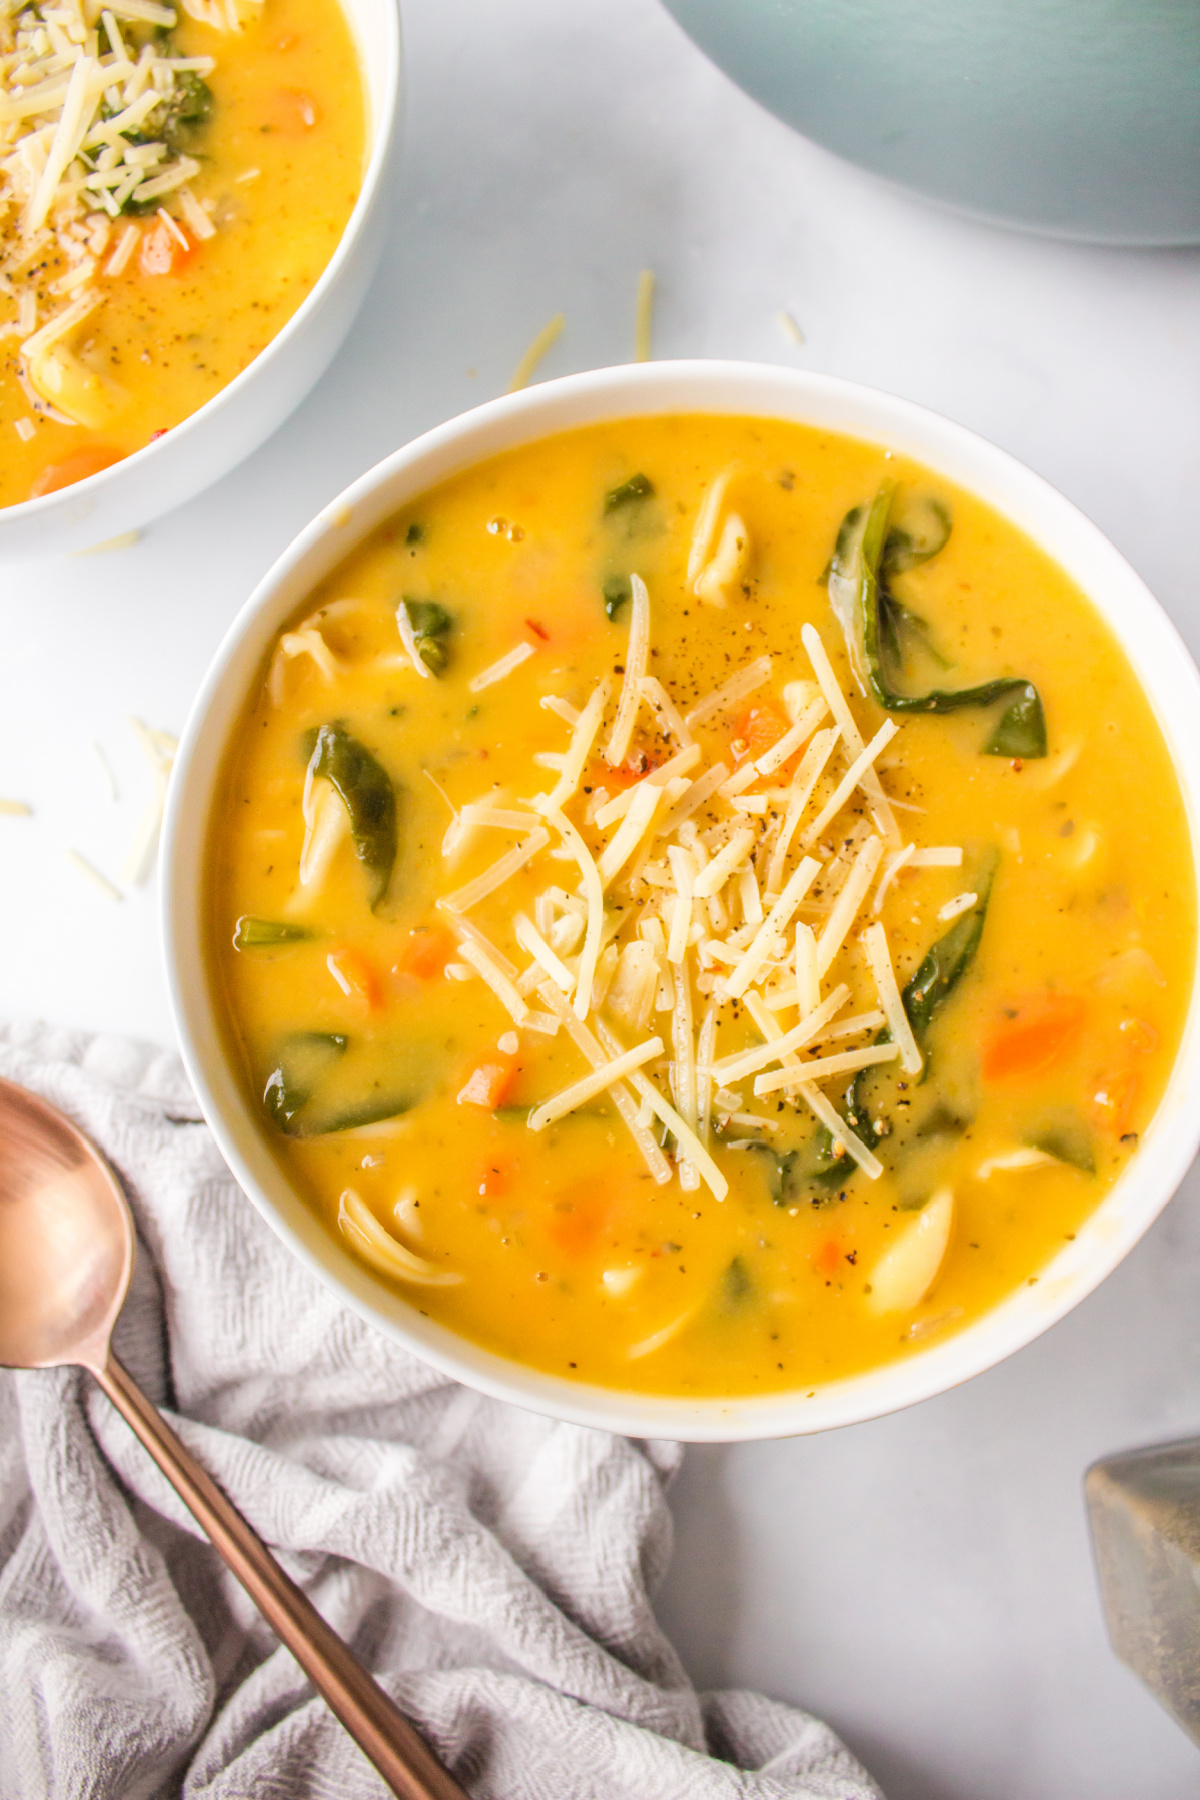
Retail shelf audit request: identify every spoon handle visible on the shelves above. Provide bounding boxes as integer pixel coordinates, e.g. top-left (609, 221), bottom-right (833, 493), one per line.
top-left (94, 1353), bottom-right (469, 1800)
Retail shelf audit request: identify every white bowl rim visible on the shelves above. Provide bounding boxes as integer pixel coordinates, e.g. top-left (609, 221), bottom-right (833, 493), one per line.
top-left (5, 0), bottom-right (400, 526)
top-left (163, 357), bottom-right (1200, 1443)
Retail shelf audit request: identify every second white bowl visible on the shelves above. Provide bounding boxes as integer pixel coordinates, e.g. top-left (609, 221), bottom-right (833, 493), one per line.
top-left (0, 0), bottom-right (401, 563)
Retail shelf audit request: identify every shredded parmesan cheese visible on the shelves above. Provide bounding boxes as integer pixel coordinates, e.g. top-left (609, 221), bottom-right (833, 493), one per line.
top-left (800, 717), bottom-right (899, 850)
top-left (793, 1083), bottom-right (884, 1180)
top-left (816, 834), bottom-right (884, 976)
top-left (639, 675), bottom-right (694, 747)
top-left (604, 573), bottom-right (650, 767)
top-left (711, 983), bottom-right (851, 1084)
top-left (536, 676), bottom-right (610, 815)
top-left (801, 623), bottom-right (901, 847)
top-left (685, 654), bottom-right (772, 730)
top-left (528, 1035), bottom-right (663, 1131)
top-left (536, 982), bottom-right (672, 1183)
top-left (446, 930), bottom-right (529, 1024)
top-left (66, 847), bottom-right (122, 900)
top-left (438, 827), bottom-right (548, 913)
top-left (692, 826), bottom-right (755, 899)
top-left (938, 890), bottom-right (978, 922)
top-left (594, 1017), bottom-right (728, 1202)
top-left (467, 640), bottom-right (535, 693)
top-left (860, 920), bottom-right (921, 1075)
top-left (726, 855), bottom-right (821, 998)
top-left (508, 311), bottom-right (564, 392)
top-left (977, 1148), bottom-right (1058, 1179)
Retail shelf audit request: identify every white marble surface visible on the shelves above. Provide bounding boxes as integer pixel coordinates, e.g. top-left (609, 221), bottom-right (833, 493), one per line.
top-left (2, 0), bottom-right (1199, 1790)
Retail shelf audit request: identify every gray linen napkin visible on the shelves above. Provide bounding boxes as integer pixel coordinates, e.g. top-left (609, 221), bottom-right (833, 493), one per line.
top-left (0, 1021), bottom-right (882, 1800)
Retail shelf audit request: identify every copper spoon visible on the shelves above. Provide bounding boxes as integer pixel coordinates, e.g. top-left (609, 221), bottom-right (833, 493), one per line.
top-left (0, 1075), bottom-right (467, 1800)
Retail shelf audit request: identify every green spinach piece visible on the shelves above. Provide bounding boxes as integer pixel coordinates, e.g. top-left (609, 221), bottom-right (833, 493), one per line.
top-left (233, 917), bottom-right (310, 951)
top-left (720, 1256), bottom-right (754, 1308)
top-left (822, 851), bottom-right (999, 1174)
top-left (263, 1032), bottom-right (347, 1130)
top-left (263, 1034), bottom-right (415, 1137)
top-left (1028, 1114), bottom-right (1096, 1174)
top-left (604, 472), bottom-right (655, 514)
top-left (309, 1093), bottom-right (417, 1134)
top-left (827, 482), bottom-right (1047, 757)
top-left (399, 598), bottom-right (453, 675)
top-left (308, 723), bottom-right (398, 910)
top-left (603, 574), bottom-right (632, 620)
top-left (899, 849), bottom-right (999, 1041)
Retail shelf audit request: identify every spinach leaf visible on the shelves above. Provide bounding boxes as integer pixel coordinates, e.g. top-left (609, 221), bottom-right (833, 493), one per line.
top-left (1028, 1114), bottom-right (1096, 1174)
top-left (263, 1033), bottom-right (416, 1136)
top-left (827, 483), bottom-right (1047, 757)
top-left (604, 472), bottom-right (654, 514)
top-left (233, 917), bottom-right (311, 950)
top-left (263, 1032), bottom-right (347, 1130)
top-left (882, 495), bottom-right (951, 574)
top-left (729, 1134), bottom-right (844, 1204)
top-left (720, 1256), bottom-right (754, 1308)
top-left (308, 723), bottom-right (398, 910)
top-left (901, 849), bottom-right (999, 1040)
top-left (399, 598), bottom-right (453, 675)
top-left (602, 574), bottom-right (632, 620)
top-left (830, 851), bottom-right (999, 1169)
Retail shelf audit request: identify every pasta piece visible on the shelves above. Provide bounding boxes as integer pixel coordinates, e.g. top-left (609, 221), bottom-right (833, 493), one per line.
top-left (338, 1189), bottom-right (462, 1285)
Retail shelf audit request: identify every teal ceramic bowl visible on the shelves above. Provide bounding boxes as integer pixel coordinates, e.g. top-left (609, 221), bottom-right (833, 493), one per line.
top-left (661, 0), bottom-right (1200, 245)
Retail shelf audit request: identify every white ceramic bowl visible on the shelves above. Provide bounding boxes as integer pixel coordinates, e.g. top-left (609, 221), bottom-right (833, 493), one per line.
top-left (164, 360), bottom-right (1200, 1442)
top-left (0, 0), bottom-right (401, 563)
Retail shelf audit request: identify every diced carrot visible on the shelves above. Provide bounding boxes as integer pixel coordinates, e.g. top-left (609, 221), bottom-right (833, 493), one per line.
top-left (736, 699), bottom-right (790, 764)
top-left (1119, 1016), bottom-right (1158, 1055)
top-left (982, 993), bottom-right (1086, 1080)
top-left (813, 1236), bottom-right (843, 1279)
top-left (28, 444), bottom-right (123, 499)
top-left (138, 218), bottom-right (195, 277)
top-left (326, 946), bottom-right (382, 1009)
top-left (546, 1189), bottom-right (610, 1257)
top-left (592, 750), bottom-right (659, 790)
top-left (393, 924), bottom-right (455, 981)
top-left (476, 1155), bottom-right (514, 1198)
top-left (272, 87), bottom-right (321, 132)
top-left (457, 1053), bottom-right (520, 1109)
top-left (1093, 1068), bottom-right (1139, 1136)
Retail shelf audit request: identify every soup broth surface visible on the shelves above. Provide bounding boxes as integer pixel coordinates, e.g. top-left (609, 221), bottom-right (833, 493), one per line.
top-left (0, 0), bottom-right (364, 506)
top-left (208, 416), bottom-right (1195, 1397)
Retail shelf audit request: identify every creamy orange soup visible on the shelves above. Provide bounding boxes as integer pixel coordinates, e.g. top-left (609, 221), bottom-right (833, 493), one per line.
top-left (206, 416), bottom-right (1195, 1397)
top-left (0, 0), bottom-right (365, 506)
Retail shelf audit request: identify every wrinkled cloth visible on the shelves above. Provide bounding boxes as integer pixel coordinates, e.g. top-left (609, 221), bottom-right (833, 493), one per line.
top-left (0, 1022), bottom-right (882, 1800)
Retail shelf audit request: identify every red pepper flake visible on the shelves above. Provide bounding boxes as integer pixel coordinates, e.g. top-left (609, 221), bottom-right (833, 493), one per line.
top-left (149, 428), bottom-right (168, 441)
top-left (525, 618), bottom-right (549, 641)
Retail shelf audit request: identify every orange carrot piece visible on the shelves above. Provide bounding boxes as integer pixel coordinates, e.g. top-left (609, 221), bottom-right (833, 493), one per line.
top-left (457, 1054), bottom-right (519, 1109)
top-left (394, 924), bottom-right (455, 981)
top-left (29, 445), bottom-right (124, 498)
top-left (546, 1191), bottom-right (609, 1257)
top-left (273, 87), bottom-right (321, 132)
top-left (736, 699), bottom-right (790, 764)
top-left (138, 218), bottom-right (194, 277)
top-left (1093, 1068), bottom-right (1139, 1136)
top-left (326, 946), bottom-right (382, 1009)
top-left (982, 994), bottom-right (1086, 1080)
top-left (813, 1236), bottom-right (843, 1279)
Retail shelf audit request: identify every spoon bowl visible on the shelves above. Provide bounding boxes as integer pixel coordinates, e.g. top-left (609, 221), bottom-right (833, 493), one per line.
top-left (0, 1079), bottom-right (132, 1372)
top-left (0, 1074), bottom-right (464, 1800)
